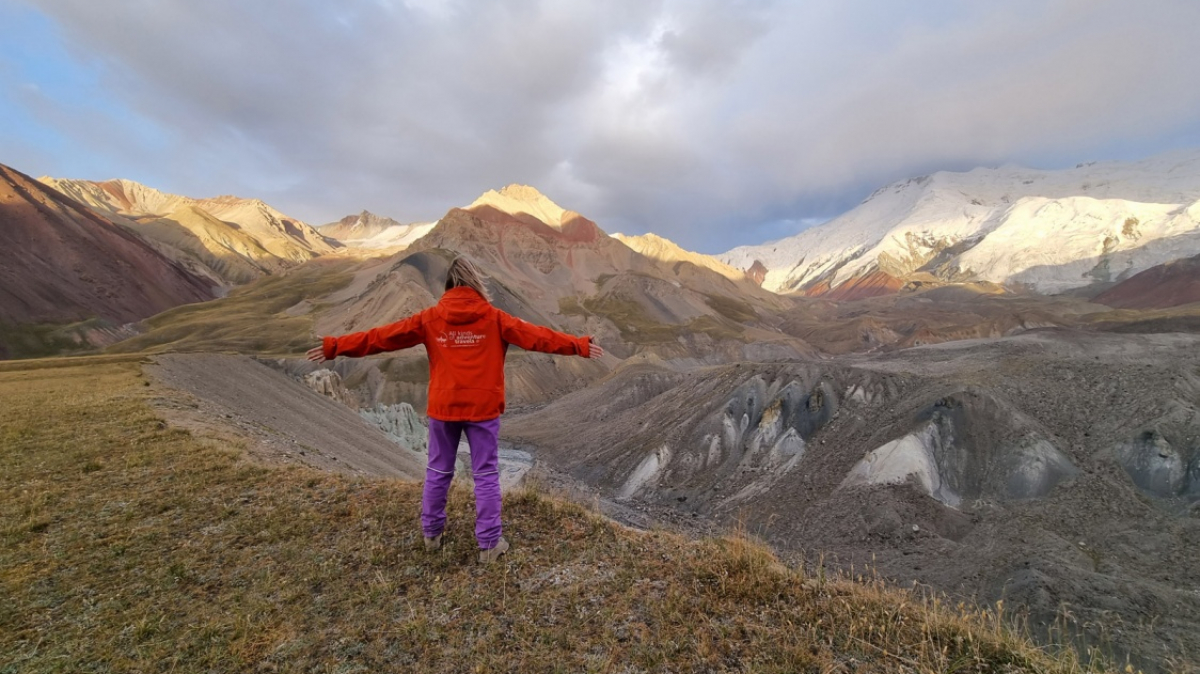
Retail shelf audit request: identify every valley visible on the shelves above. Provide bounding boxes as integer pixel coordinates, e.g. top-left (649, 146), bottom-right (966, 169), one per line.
top-left (5, 153), bottom-right (1200, 671)
top-left (504, 330), bottom-right (1200, 670)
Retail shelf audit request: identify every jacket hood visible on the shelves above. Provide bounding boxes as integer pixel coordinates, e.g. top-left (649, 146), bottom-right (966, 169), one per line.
top-left (437, 286), bottom-right (492, 325)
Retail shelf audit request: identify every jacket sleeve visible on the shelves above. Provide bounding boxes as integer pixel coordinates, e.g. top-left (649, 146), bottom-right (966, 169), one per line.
top-left (498, 311), bottom-right (591, 357)
top-left (323, 311), bottom-right (426, 360)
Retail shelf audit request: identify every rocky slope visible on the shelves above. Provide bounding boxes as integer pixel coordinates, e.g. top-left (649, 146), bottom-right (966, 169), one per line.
top-left (0, 162), bottom-right (213, 356)
top-left (504, 330), bottom-right (1200, 671)
top-left (721, 150), bottom-right (1200, 298)
top-left (147, 353), bottom-right (426, 480)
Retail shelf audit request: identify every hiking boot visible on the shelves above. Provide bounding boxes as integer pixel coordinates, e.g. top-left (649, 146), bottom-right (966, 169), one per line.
top-left (424, 534), bottom-right (443, 552)
top-left (478, 537), bottom-right (509, 564)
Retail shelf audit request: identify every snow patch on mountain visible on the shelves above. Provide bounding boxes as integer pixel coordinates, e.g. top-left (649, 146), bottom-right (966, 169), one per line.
top-left (354, 222), bottom-right (437, 250)
top-left (321, 211), bottom-right (437, 251)
top-left (720, 150), bottom-right (1200, 294)
top-left (953, 197), bottom-right (1200, 292)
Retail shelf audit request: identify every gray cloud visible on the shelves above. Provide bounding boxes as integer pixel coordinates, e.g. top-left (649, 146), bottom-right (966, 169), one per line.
top-left (15, 0), bottom-right (1200, 252)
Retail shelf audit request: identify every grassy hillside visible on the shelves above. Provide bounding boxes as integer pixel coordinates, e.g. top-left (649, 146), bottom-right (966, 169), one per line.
top-left (1, 358), bottom-right (1123, 673)
top-left (108, 258), bottom-right (355, 356)
top-left (559, 295), bottom-right (745, 345)
top-left (0, 319), bottom-right (103, 360)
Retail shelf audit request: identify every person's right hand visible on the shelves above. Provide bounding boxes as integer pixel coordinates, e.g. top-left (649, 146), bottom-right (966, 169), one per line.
top-left (587, 338), bottom-right (604, 359)
top-left (306, 345), bottom-right (327, 363)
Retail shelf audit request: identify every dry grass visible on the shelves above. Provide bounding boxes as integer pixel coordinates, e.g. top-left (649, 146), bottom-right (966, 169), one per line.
top-left (1083, 304), bottom-right (1200, 334)
top-left (107, 259), bottom-right (355, 357)
top-left (1, 359), bottom-right (1125, 673)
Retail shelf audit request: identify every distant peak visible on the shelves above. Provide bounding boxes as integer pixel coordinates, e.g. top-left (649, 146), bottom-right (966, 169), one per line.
top-left (629, 231), bottom-right (703, 254)
top-left (498, 183), bottom-right (547, 200)
top-left (353, 210), bottom-right (405, 225)
top-left (615, 232), bottom-right (672, 248)
top-left (615, 232), bottom-right (747, 282)
top-left (635, 232), bottom-right (669, 243)
top-left (468, 183), bottom-right (567, 227)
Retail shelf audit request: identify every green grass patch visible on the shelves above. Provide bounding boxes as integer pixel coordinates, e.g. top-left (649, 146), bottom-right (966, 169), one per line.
top-left (0, 318), bottom-right (113, 360)
top-left (703, 294), bottom-right (758, 324)
top-left (577, 296), bottom-right (745, 345)
top-left (107, 260), bottom-right (355, 357)
top-left (557, 295), bottom-right (587, 317)
top-left (0, 359), bottom-right (1121, 673)
top-left (687, 315), bottom-right (744, 341)
top-left (581, 296), bottom-right (681, 344)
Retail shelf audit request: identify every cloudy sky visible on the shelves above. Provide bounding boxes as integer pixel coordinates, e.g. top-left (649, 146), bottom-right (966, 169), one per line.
top-left (2, 0), bottom-right (1199, 253)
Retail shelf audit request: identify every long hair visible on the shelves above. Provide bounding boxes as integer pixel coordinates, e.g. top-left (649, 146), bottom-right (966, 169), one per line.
top-left (444, 255), bottom-right (492, 302)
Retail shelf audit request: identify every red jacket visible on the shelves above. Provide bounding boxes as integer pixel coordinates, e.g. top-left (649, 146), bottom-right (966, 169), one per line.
top-left (322, 286), bottom-right (591, 421)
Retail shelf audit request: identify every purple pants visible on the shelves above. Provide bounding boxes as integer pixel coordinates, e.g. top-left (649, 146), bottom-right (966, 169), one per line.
top-left (421, 417), bottom-right (503, 549)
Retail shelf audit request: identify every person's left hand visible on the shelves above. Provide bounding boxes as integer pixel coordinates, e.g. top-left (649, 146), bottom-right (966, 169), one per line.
top-left (306, 345), bottom-right (327, 363)
top-left (587, 338), bottom-right (604, 359)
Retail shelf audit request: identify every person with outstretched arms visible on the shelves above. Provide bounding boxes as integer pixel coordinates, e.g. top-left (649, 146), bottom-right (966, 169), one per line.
top-left (307, 255), bottom-right (603, 564)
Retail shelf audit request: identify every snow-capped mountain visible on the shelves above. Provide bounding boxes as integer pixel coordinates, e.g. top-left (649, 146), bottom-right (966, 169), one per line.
top-left (720, 150), bottom-right (1200, 296)
top-left (319, 211), bottom-right (436, 251)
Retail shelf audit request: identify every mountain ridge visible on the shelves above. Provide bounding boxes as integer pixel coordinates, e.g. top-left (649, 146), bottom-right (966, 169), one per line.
top-left (614, 232), bottom-right (747, 283)
top-left (720, 149), bottom-right (1200, 297)
top-left (0, 161), bottom-right (213, 355)
top-left (39, 176), bottom-right (340, 269)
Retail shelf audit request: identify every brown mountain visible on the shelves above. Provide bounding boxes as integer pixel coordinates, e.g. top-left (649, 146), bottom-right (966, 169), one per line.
top-left (1093, 254), bottom-right (1200, 309)
top-left (284, 184), bottom-right (813, 413)
top-left (318, 185), bottom-right (808, 363)
top-left (0, 162), bottom-right (213, 355)
top-left (803, 270), bottom-right (906, 301)
top-left (320, 211), bottom-right (407, 241)
top-left (318, 210), bottom-right (436, 254)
